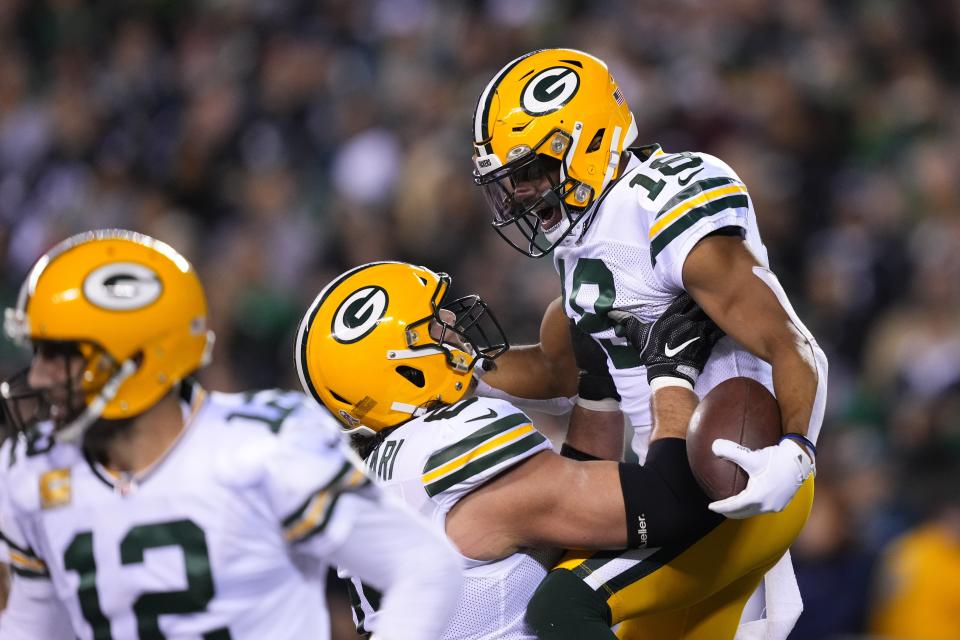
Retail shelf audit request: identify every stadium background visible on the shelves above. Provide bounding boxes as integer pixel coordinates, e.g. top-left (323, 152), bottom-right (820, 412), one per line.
top-left (1, 1), bottom-right (958, 638)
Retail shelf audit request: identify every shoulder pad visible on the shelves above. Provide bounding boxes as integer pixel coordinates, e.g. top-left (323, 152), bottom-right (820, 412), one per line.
top-left (420, 396), bottom-right (550, 501)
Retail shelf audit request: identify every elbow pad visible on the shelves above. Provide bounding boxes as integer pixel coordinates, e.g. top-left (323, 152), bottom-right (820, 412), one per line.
top-left (619, 438), bottom-right (723, 548)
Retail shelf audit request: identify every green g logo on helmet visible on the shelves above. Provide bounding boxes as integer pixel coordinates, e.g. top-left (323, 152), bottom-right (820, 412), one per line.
top-left (331, 286), bottom-right (388, 344)
top-left (521, 67), bottom-right (580, 116)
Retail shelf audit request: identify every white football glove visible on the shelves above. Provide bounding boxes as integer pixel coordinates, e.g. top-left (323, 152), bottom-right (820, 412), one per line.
top-left (707, 437), bottom-right (815, 519)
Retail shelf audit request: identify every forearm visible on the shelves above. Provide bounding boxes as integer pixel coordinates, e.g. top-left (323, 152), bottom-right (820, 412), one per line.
top-left (753, 267), bottom-right (828, 445)
top-left (770, 344), bottom-right (819, 440)
top-left (482, 345), bottom-right (576, 399)
top-left (564, 405), bottom-right (624, 461)
top-left (474, 377), bottom-right (574, 415)
top-left (649, 383), bottom-right (699, 441)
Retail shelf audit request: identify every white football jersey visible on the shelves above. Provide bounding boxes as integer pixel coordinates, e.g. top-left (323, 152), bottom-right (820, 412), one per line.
top-left (554, 144), bottom-right (775, 451)
top-left (0, 383), bottom-right (369, 640)
top-left (343, 395), bottom-right (556, 640)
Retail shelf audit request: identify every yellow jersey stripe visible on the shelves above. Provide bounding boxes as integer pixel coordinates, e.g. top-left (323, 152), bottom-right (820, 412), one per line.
top-left (283, 468), bottom-right (367, 542)
top-left (283, 491), bottom-right (333, 542)
top-left (9, 549), bottom-right (46, 572)
top-left (421, 424), bottom-right (535, 484)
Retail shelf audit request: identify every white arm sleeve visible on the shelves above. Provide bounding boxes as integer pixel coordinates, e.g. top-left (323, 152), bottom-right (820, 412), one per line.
top-left (329, 489), bottom-right (463, 640)
top-left (0, 574), bottom-right (74, 639)
top-left (474, 378), bottom-right (574, 416)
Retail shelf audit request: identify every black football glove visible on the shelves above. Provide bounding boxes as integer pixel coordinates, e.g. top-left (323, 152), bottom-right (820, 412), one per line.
top-left (607, 293), bottom-right (724, 386)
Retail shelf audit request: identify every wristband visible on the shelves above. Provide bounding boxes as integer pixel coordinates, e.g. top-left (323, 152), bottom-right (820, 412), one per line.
top-left (780, 433), bottom-right (816, 459)
top-left (575, 396), bottom-right (621, 412)
top-left (649, 376), bottom-right (694, 393)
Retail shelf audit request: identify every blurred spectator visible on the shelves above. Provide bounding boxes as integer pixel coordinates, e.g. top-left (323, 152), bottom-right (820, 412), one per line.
top-left (789, 482), bottom-right (876, 639)
top-left (869, 488), bottom-right (960, 640)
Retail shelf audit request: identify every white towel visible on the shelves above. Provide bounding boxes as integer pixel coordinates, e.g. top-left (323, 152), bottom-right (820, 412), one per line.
top-left (735, 551), bottom-right (803, 640)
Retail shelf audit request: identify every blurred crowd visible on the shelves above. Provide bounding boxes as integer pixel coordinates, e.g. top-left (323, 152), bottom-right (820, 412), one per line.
top-left (1, 1), bottom-right (959, 638)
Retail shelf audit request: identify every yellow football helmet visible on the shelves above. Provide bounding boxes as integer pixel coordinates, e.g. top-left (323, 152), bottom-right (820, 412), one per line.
top-left (1, 229), bottom-right (214, 442)
top-left (472, 48), bottom-right (638, 257)
top-left (295, 261), bottom-right (508, 434)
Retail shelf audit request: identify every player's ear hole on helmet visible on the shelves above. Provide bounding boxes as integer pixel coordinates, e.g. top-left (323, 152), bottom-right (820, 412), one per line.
top-left (328, 388), bottom-right (352, 405)
top-left (585, 129), bottom-right (605, 153)
top-left (396, 365), bottom-right (426, 388)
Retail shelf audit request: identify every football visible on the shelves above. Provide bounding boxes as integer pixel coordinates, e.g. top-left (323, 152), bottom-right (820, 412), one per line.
top-left (686, 377), bottom-right (782, 501)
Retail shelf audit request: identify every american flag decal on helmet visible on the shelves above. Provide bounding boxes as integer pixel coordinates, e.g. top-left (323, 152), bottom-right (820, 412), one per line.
top-left (613, 88), bottom-right (625, 105)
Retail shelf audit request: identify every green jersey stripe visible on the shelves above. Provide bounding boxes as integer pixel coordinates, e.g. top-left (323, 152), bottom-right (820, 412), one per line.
top-left (0, 530), bottom-right (38, 558)
top-left (11, 564), bottom-right (49, 579)
top-left (281, 461), bottom-right (354, 527)
top-left (651, 194), bottom-right (748, 264)
top-left (655, 177), bottom-right (739, 219)
top-left (423, 413), bottom-right (529, 473)
top-left (425, 431), bottom-right (548, 497)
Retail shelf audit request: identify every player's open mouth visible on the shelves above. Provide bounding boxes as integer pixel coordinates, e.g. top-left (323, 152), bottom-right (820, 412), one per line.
top-left (536, 204), bottom-right (562, 231)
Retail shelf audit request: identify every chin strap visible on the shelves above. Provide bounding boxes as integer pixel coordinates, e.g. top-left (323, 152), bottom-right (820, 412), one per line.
top-left (56, 358), bottom-right (139, 444)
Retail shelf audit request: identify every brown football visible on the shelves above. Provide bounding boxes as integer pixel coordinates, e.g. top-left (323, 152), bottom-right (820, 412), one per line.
top-left (686, 377), bottom-right (782, 501)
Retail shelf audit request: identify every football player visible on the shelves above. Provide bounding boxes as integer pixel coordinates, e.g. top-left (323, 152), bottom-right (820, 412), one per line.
top-left (0, 230), bottom-right (463, 640)
top-left (471, 49), bottom-right (828, 638)
top-left (294, 261), bottom-right (807, 639)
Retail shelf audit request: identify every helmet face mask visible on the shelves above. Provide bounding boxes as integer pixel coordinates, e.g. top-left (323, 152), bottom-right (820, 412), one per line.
top-left (1, 340), bottom-right (119, 438)
top-left (417, 290), bottom-right (509, 372)
top-left (296, 262), bottom-right (509, 435)
top-left (475, 135), bottom-right (587, 258)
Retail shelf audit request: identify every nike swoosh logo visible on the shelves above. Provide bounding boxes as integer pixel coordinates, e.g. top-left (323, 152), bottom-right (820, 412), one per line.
top-left (466, 408), bottom-right (498, 422)
top-left (677, 168), bottom-right (704, 186)
top-left (664, 337), bottom-right (699, 357)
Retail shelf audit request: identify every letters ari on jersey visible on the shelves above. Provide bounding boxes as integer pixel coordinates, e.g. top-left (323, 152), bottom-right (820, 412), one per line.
top-left (344, 395), bottom-right (556, 640)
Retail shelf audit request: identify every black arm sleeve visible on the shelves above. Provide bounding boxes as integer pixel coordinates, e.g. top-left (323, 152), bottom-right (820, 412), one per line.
top-left (569, 321), bottom-right (620, 402)
top-left (619, 438), bottom-right (723, 548)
